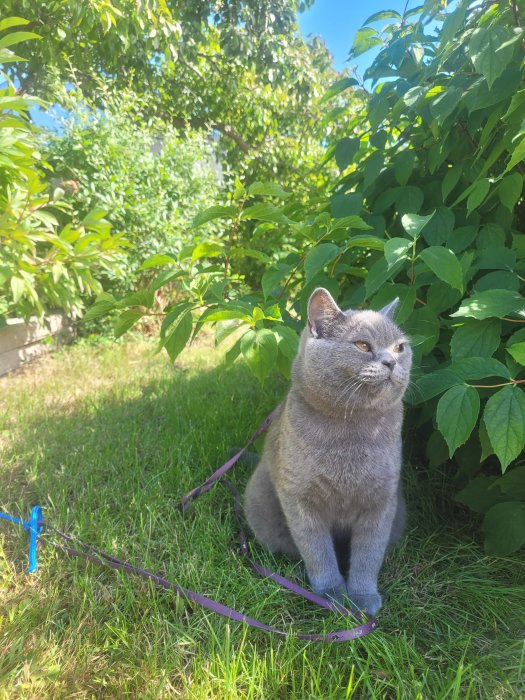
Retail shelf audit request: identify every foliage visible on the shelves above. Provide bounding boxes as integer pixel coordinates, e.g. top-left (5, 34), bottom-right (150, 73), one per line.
top-left (1, 340), bottom-right (522, 697)
top-left (97, 0), bottom-right (525, 554)
top-left (44, 91), bottom-right (223, 297)
top-left (4, 0), bottom-right (349, 189)
top-left (0, 19), bottom-right (127, 321)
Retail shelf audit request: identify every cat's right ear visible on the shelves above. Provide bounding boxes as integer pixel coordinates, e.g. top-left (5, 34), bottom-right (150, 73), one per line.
top-left (307, 288), bottom-right (344, 338)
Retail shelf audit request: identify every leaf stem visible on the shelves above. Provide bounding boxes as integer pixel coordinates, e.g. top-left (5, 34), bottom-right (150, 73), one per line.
top-left (470, 378), bottom-right (525, 389)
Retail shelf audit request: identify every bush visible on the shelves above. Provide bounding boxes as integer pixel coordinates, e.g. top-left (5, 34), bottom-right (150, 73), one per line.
top-left (91, 0), bottom-right (525, 554)
top-left (0, 21), bottom-right (126, 323)
top-left (45, 91), bottom-right (223, 298)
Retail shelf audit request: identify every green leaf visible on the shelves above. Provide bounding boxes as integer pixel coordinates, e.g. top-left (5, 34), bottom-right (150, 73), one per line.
top-left (468, 26), bottom-right (515, 88)
top-left (483, 386), bottom-right (525, 471)
top-left (450, 319), bottom-right (502, 360)
top-left (451, 290), bottom-right (525, 320)
top-left (0, 31), bottom-right (41, 50)
top-left (442, 166), bottom-right (462, 202)
top-left (262, 263), bottom-right (291, 299)
top-left (248, 182), bottom-right (292, 199)
top-left (191, 242), bottom-right (224, 262)
top-left (304, 243), bottom-right (341, 283)
top-left (498, 173), bottom-right (523, 211)
top-left (363, 9), bottom-right (401, 23)
top-left (164, 311), bottom-right (192, 363)
top-left (507, 342), bottom-right (525, 365)
top-left (331, 215), bottom-right (371, 231)
top-left (412, 369), bottom-right (463, 404)
top-left (139, 254), bottom-right (176, 269)
top-left (114, 309), bottom-right (143, 338)
top-left (334, 138), bottom-right (360, 171)
top-left (395, 186), bottom-right (423, 215)
top-left (455, 476), bottom-right (507, 514)
top-left (322, 77), bottom-right (359, 102)
top-left (83, 299), bottom-right (116, 322)
top-left (241, 328), bottom-right (278, 384)
top-left (370, 284), bottom-right (416, 324)
top-left (504, 134), bottom-right (525, 174)
top-left (0, 17), bottom-right (29, 32)
top-left (430, 88), bottom-right (462, 124)
top-left (193, 205), bottom-right (236, 227)
top-left (437, 385), bottom-right (480, 457)
top-left (272, 325), bottom-right (299, 360)
top-left (364, 258), bottom-right (404, 298)
top-left (240, 202), bottom-right (291, 224)
top-left (466, 178), bottom-right (490, 214)
top-left (421, 207), bottom-right (455, 246)
top-left (495, 466), bottom-right (525, 500)
top-left (401, 212), bottom-right (435, 239)
top-left (419, 246), bottom-right (463, 292)
top-left (331, 193), bottom-right (363, 218)
top-left (451, 357), bottom-right (510, 381)
top-left (349, 27), bottom-right (383, 59)
top-left (118, 290), bottom-right (154, 308)
top-left (384, 238), bottom-right (412, 269)
top-left (483, 502), bottom-right (525, 555)
top-left (10, 276), bottom-right (24, 304)
top-left (393, 150), bottom-right (415, 186)
top-left (344, 236), bottom-right (384, 251)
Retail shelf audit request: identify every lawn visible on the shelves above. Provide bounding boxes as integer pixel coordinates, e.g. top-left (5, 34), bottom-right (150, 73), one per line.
top-left (0, 338), bottom-right (523, 699)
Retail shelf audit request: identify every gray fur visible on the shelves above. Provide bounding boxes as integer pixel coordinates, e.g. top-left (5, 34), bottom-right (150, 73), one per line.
top-left (244, 288), bottom-right (412, 614)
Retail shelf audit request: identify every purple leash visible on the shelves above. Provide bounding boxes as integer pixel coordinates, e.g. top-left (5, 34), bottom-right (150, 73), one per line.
top-left (1, 407), bottom-right (378, 641)
top-left (175, 408), bottom-right (378, 641)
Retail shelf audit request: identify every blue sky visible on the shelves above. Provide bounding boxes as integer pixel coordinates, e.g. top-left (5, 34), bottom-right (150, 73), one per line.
top-left (299, 0), bottom-right (411, 74)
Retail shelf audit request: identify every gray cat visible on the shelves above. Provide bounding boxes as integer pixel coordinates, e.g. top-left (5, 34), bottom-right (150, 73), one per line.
top-left (244, 287), bottom-right (412, 615)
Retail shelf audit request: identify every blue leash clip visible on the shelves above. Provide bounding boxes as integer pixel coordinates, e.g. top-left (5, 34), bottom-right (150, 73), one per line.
top-left (0, 505), bottom-right (44, 573)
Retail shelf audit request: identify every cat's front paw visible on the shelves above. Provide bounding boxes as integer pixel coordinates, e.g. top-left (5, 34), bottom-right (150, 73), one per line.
top-left (346, 589), bottom-right (382, 615)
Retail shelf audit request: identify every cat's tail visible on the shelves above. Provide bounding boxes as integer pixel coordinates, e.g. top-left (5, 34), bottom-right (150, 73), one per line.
top-left (228, 447), bottom-right (260, 468)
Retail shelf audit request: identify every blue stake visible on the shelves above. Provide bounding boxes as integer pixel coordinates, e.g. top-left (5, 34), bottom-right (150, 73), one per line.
top-left (0, 505), bottom-right (44, 573)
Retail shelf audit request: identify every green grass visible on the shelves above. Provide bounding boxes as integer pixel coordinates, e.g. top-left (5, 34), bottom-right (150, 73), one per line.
top-left (0, 337), bottom-right (523, 699)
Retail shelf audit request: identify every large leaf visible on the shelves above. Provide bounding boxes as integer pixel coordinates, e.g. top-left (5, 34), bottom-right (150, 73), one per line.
top-left (241, 202), bottom-right (291, 224)
top-left (114, 309), bottom-right (143, 338)
top-left (261, 263), bottom-right (292, 299)
top-left (334, 137), bottom-right (360, 171)
top-left (164, 310), bottom-right (193, 363)
top-left (412, 369), bottom-right (464, 404)
top-left (241, 329), bottom-right (278, 384)
top-left (421, 207), bottom-right (455, 246)
top-left (455, 476), bottom-right (508, 515)
top-left (248, 182), bottom-right (292, 199)
top-left (498, 173), bottom-right (523, 211)
top-left (483, 386), bottom-right (525, 472)
top-left (468, 26), bottom-right (515, 88)
top-left (450, 319), bottom-right (502, 359)
top-left (437, 384), bottom-right (480, 456)
top-left (401, 212), bottom-right (435, 239)
top-left (483, 502), bottom-right (525, 555)
top-left (451, 290), bottom-right (525, 320)
top-left (304, 243), bottom-right (341, 283)
top-left (191, 242), bottom-right (224, 262)
top-left (384, 237), bottom-right (412, 269)
top-left (193, 205), bottom-right (236, 227)
top-left (419, 246), bottom-right (463, 292)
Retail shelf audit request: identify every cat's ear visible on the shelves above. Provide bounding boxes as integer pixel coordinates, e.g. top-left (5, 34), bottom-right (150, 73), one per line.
top-left (307, 288), bottom-right (344, 337)
top-left (379, 297), bottom-right (399, 320)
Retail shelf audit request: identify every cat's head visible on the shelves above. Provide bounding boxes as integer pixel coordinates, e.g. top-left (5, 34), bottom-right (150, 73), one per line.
top-left (295, 287), bottom-right (412, 412)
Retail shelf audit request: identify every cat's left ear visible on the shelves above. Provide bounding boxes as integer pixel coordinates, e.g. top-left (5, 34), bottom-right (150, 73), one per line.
top-left (379, 297), bottom-right (399, 320)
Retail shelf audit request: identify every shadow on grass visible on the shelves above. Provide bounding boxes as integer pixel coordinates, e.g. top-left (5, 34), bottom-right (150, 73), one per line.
top-left (0, 348), bottom-right (523, 698)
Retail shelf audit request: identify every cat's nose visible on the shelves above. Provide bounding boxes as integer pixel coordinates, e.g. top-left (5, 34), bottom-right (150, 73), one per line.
top-left (381, 356), bottom-right (396, 370)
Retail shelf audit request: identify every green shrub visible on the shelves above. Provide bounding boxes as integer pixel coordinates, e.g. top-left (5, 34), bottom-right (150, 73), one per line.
top-left (0, 20), bottom-right (126, 322)
top-left (44, 91), bottom-right (223, 297)
top-left (91, 0), bottom-right (525, 554)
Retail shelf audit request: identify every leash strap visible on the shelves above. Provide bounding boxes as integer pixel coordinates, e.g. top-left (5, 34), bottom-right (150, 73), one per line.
top-left (1, 406), bottom-right (378, 641)
top-left (178, 407), bottom-right (281, 513)
top-left (46, 525), bottom-right (376, 641)
top-left (176, 409), bottom-right (378, 641)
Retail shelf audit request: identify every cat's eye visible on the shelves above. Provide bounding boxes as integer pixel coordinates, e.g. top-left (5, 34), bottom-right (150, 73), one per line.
top-left (393, 342), bottom-right (405, 353)
top-left (355, 341), bottom-right (371, 353)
